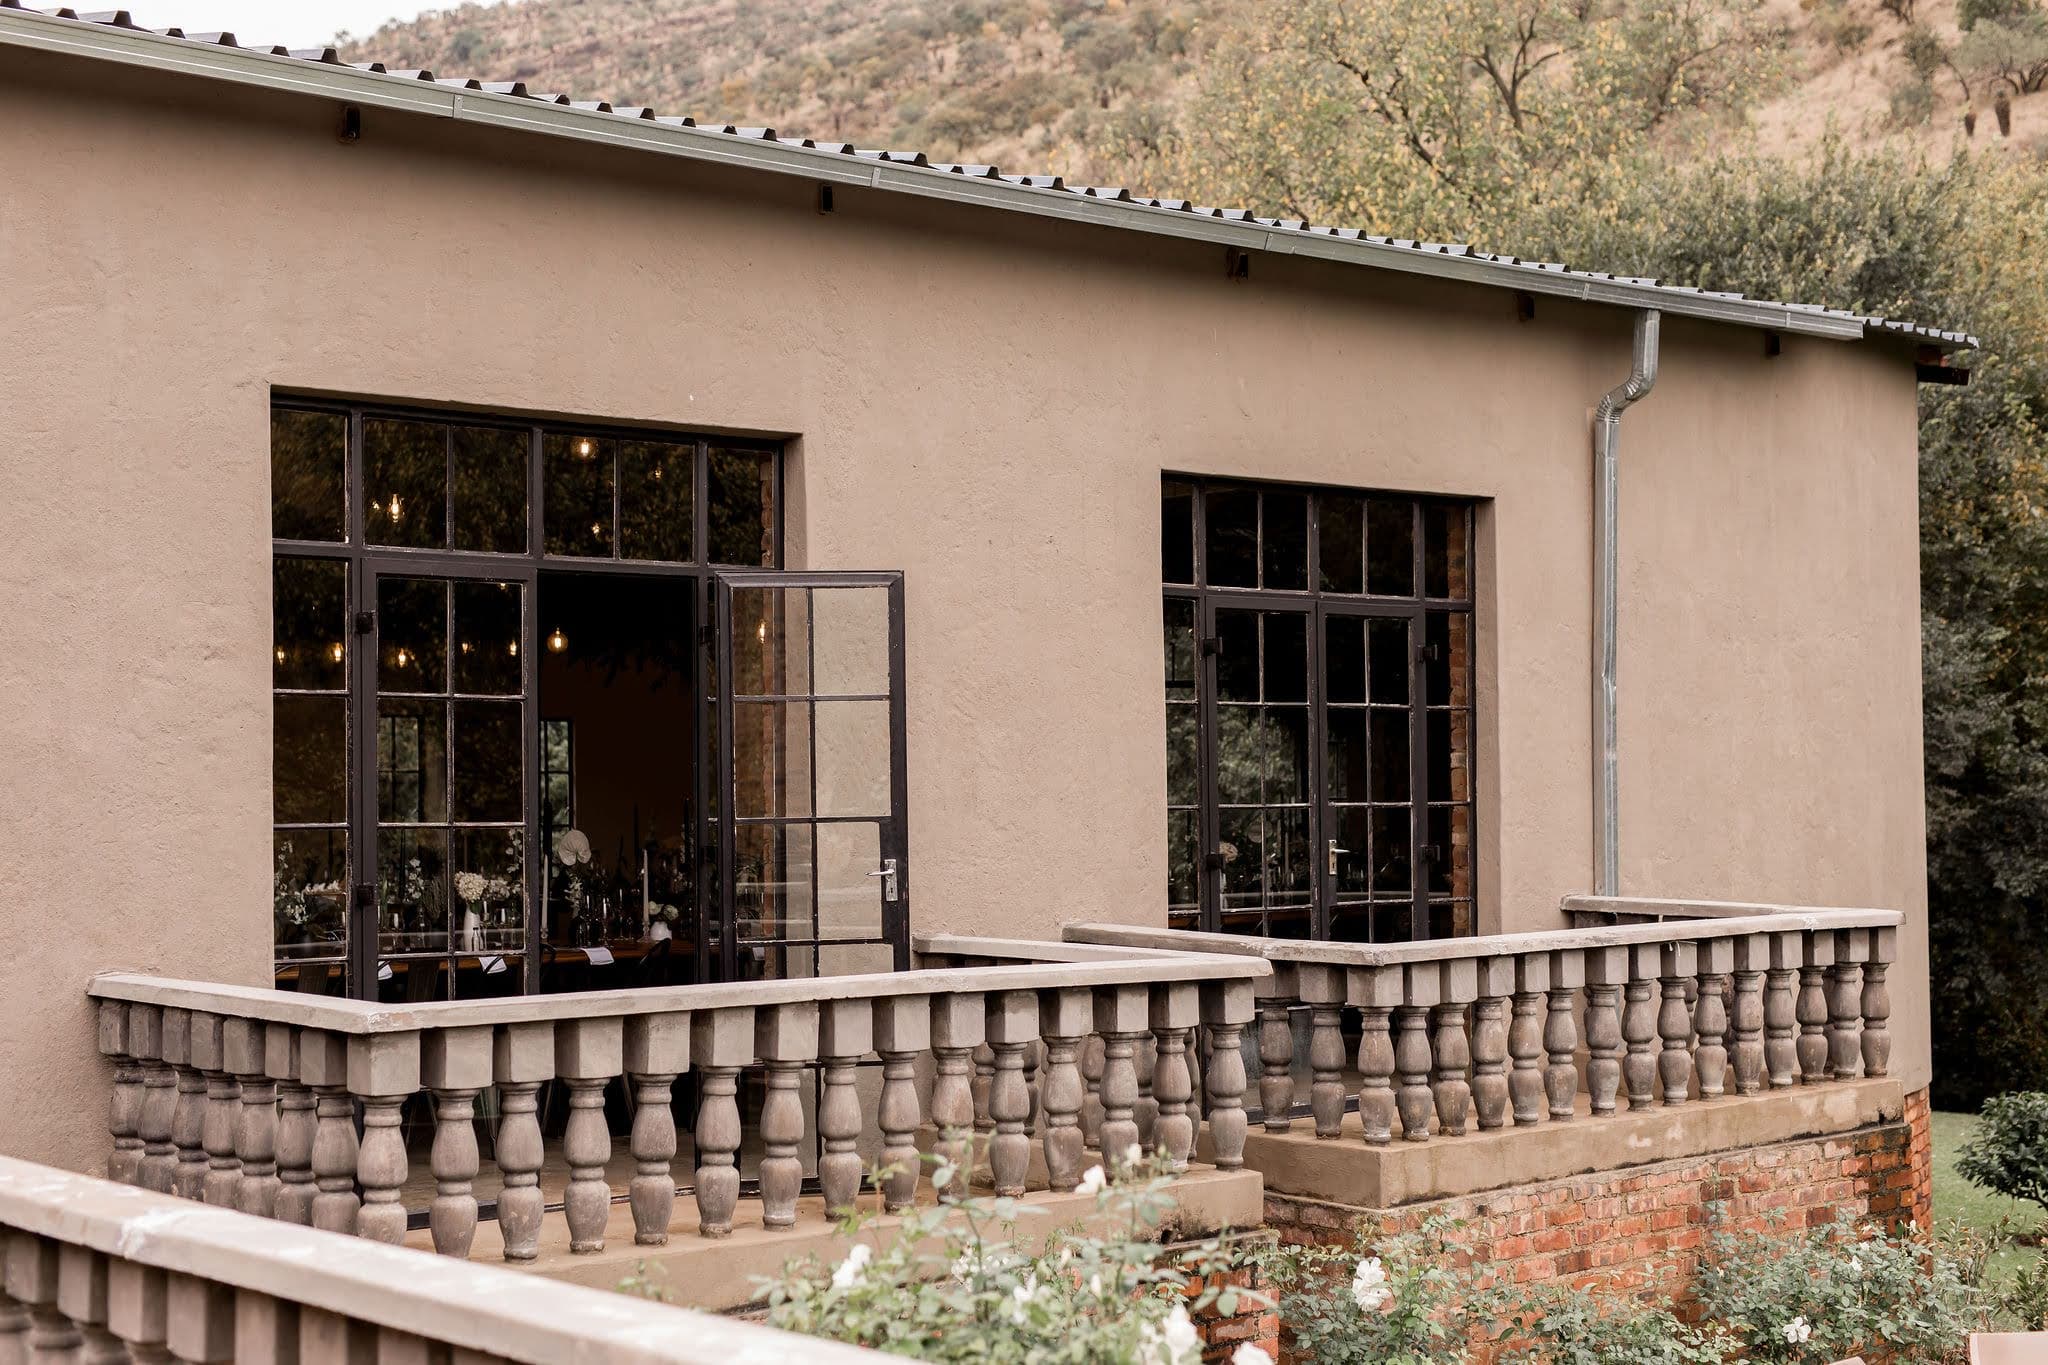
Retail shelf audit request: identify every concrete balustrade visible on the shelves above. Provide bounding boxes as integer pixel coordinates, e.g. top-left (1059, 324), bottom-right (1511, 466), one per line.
top-left (0, 1154), bottom-right (875, 1364)
top-left (86, 939), bottom-right (1268, 1266)
top-left (1064, 899), bottom-right (1902, 1153)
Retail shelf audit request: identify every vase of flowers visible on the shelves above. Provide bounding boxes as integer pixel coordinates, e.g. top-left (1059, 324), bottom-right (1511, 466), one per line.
top-left (648, 903), bottom-right (679, 942)
top-left (455, 871), bottom-right (487, 952)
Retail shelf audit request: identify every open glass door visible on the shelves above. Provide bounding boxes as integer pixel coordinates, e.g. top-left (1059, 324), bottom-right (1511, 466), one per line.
top-left (714, 572), bottom-right (908, 981)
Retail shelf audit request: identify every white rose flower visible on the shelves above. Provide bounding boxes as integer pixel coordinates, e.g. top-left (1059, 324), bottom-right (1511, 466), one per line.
top-left (1159, 1303), bottom-right (1199, 1363)
top-left (829, 1242), bottom-right (871, 1290)
top-left (454, 872), bottom-right (487, 903)
top-left (1352, 1256), bottom-right (1391, 1313)
top-left (1124, 1142), bottom-right (1144, 1167)
top-left (1074, 1164), bottom-right (1108, 1195)
top-left (1848, 1255), bottom-right (1863, 1275)
top-left (1781, 1315), bottom-right (1813, 1344)
top-left (1232, 1347), bottom-right (1275, 1365)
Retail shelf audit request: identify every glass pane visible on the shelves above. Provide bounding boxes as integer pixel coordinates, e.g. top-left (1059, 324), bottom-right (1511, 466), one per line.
top-left (1262, 491), bottom-right (1308, 590)
top-left (1216, 809), bottom-right (1262, 909)
top-left (456, 953), bottom-right (524, 999)
top-left (1205, 488), bottom-right (1257, 587)
top-left (364, 419), bottom-right (448, 549)
top-left (274, 829), bottom-right (347, 958)
top-left (379, 956), bottom-right (447, 1003)
top-left (452, 581), bottom-right (522, 696)
top-left (1371, 709), bottom-right (1411, 802)
top-left (1264, 707), bottom-right (1309, 803)
top-left (1372, 808), bottom-right (1412, 892)
top-left (1373, 904), bottom-right (1414, 944)
top-left (1167, 808), bottom-right (1198, 909)
top-left (1263, 808), bottom-right (1310, 903)
top-left (733, 701), bottom-right (813, 818)
top-left (1264, 614), bottom-right (1307, 703)
top-left (1424, 503), bottom-right (1470, 598)
top-left (815, 700), bottom-right (891, 817)
top-left (1213, 707), bottom-right (1260, 806)
top-left (1325, 709), bottom-right (1368, 805)
top-left (1428, 806), bottom-right (1454, 894)
top-left (274, 696), bottom-right (347, 823)
top-left (812, 587), bottom-right (889, 696)
top-left (273, 557), bottom-right (347, 691)
top-left (1163, 598), bottom-right (1196, 701)
top-left (276, 959), bottom-right (346, 996)
top-left (271, 409), bottom-right (346, 542)
top-left (542, 719), bottom-right (574, 832)
top-left (1367, 499), bottom-right (1414, 596)
top-left (1319, 494), bottom-right (1364, 593)
top-left (454, 827), bottom-right (526, 952)
top-left (379, 577), bottom-right (448, 694)
top-left (1216, 610), bottom-right (1258, 702)
top-left (378, 826), bottom-right (448, 953)
top-left (543, 433), bottom-right (614, 557)
top-left (1425, 612), bottom-right (1470, 706)
top-left (378, 700), bottom-right (447, 823)
top-left (452, 699), bottom-right (522, 823)
top-left (1369, 619), bottom-right (1410, 704)
top-left (1325, 615), bottom-right (1364, 704)
top-left (1428, 709), bottom-right (1472, 803)
top-left (732, 587), bottom-right (809, 697)
top-left (1329, 805), bottom-right (1368, 898)
top-left (709, 447), bottom-right (775, 566)
top-left (736, 821), bottom-right (811, 940)
top-left (620, 439), bottom-right (695, 562)
top-left (453, 426), bottom-right (528, 553)
top-left (1161, 481), bottom-right (1195, 584)
top-left (1166, 703), bottom-right (1198, 806)
top-left (816, 821), bottom-right (884, 938)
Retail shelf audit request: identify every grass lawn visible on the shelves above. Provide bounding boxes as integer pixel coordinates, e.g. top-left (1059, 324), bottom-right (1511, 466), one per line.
top-left (1931, 1109), bottom-right (2045, 1292)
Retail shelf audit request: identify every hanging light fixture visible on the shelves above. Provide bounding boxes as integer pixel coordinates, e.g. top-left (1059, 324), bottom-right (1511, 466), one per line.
top-left (328, 643), bottom-right (344, 664)
top-left (547, 628), bottom-right (568, 654)
top-left (274, 646), bottom-right (286, 666)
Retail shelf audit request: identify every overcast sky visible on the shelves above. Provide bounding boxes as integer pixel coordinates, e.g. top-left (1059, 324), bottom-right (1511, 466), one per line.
top-left (120, 2), bottom-right (510, 47)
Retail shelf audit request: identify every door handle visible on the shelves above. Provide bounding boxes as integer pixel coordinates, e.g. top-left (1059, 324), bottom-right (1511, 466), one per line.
top-left (1327, 840), bottom-right (1348, 876)
top-left (868, 858), bottom-right (900, 903)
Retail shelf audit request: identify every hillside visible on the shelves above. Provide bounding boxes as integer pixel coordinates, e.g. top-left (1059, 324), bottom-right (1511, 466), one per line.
top-left (342, 0), bottom-right (2047, 194)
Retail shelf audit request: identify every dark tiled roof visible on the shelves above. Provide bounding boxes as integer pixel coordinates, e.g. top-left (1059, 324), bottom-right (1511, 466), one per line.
top-left (2, 4), bottom-right (1975, 350)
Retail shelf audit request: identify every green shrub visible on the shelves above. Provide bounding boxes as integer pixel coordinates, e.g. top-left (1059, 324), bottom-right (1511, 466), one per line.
top-left (1492, 1285), bottom-right (1734, 1365)
top-left (1957, 1091), bottom-right (2048, 1215)
top-left (1253, 1219), bottom-right (1481, 1364)
top-left (1961, 0), bottom-right (2038, 30)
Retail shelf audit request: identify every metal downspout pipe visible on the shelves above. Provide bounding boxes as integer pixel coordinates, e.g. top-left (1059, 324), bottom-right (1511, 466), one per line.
top-left (1593, 310), bottom-right (1661, 897)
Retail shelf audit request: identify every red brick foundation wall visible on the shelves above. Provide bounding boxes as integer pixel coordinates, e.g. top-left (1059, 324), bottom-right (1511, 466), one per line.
top-left (1265, 1091), bottom-right (1931, 1297)
top-left (1184, 1255), bottom-right (1282, 1363)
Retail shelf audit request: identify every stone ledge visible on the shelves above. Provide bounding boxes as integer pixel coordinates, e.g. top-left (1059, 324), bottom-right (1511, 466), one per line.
top-left (433, 1165), bottom-right (1265, 1312)
top-left (1240, 1079), bottom-right (1902, 1208)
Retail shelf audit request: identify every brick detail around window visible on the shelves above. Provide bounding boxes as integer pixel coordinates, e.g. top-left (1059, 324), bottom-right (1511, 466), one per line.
top-left (1263, 1086), bottom-right (1932, 1298)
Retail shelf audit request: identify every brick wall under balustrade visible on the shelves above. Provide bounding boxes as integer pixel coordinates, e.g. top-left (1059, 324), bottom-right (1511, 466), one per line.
top-left (1262, 1085), bottom-right (1932, 1299)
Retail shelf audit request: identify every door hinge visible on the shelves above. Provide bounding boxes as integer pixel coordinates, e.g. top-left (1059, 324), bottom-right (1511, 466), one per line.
top-left (354, 610), bottom-right (377, 636)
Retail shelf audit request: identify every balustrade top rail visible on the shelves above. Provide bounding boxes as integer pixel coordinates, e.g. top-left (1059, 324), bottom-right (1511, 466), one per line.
top-left (88, 942), bottom-right (1270, 1035)
top-left (1065, 901), bottom-right (1902, 967)
top-left (0, 1155), bottom-right (872, 1363)
top-left (1562, 895), bottom-right (1896, 925)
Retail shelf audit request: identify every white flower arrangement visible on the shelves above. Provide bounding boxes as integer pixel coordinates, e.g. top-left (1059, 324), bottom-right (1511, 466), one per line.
top-left (454, 871), bottom-right (488, 904)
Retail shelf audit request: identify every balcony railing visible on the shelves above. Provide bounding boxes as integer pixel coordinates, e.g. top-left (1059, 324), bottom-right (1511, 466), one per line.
top-left (84, 938), bottom-right (1269, 1263)
top-left (0, 1153), bottom-right (872, 1363)
top-left (1064, 899), bottom-right (1900, 1145)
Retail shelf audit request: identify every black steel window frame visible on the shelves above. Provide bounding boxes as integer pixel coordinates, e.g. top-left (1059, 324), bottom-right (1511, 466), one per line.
top-left (269, 396), bottom-right (784, 998)
top-left (1164, 475), bottom-right (1478, 943)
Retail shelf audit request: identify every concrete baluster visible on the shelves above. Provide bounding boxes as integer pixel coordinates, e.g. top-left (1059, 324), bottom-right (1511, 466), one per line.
top-left (1828, 929), bottom-right (1867, 1081)
top-left (1200, 979), bottom-right (1254, 1171)
top-left (756, 1004), bottom-right (819, 1230)
top-left (871, 996), bottom-right (929, 1213)
top-left (129, 1006), bottom-right (177, 1196)
top-left (1509, 955), bottom-right (1548, 1125)
top-left (188, 1014), bottom-right (241, 1209)
top-left (1730, 934), bottom-right (1769, 1096)
top-left (234, 1292), bottom-right (298, 1364)
top-left (421, 1025), bottom-right (492, 1258)
top-left (930, 993), bottom-right (985, 1199)
top-left (7, 1235), bottom-right (80, 1364)
top-left (1797, 932), bottom-right (1834, 1084)
top-left (1255, 967), bottom-right (1298, 1132)
top-left (488, 1022), bottom-right (553, 1260)
top-left (971, 1042), bottom-right (996, 1147)
top-left (1349, 966), bottom-right (1400, 1145)
top-left (809, 1001), bottom-right (864, 1221)
top-left (1079, 1033), bottom-right (1105, 1150)
top-left (1134, 1034), bottom-right (1159, 1153)
top-left (1862, 926), bottom-right (1895, 1079)
top-left (687, 1007), bottom-right (753, 1236)
top-left (224, 1018), bottom-right (278, 1217)
top-left (1296, 966), bottom-right (1346, 1139)
top-left (623, 1012), bottom-right (691, 1245)
top-left (1038, 988), bottom-right (1092, 1191)
top-left (164, 1274), bottom-right (233, 1365)
top-left (97, 1003), bottom-right (144, 1187)
top-left (299, 1031), bottom-right (359, 1237)
top-left (1693, 940), bottom-right (1733, 1099)
top-left (1622, 946), bottom-right (1661, 1110)
top-left (1582, 947), bottom-right (1626, 1116)
top-left (1394, 963), bottom-right (1437, 1142)
top-left (1431, 960), bottom-right (1477, 1137)
top-left (1765, 932), bottom-right (1801, 1088)
top-left (1148, 983), bottom-right (1197, 1172)
top-left (106, 1260), bottom-right (170, 1365)
top-left (1657, 942), bottom-right (1699, 1105)
top-left (987, 991), bottom-right (1041, 1194)
top-left (267, 1024), bottom-right (314, 1224)
top-left (56, 1247), bottom-right (121, 1365)
top-left (1094, 984), bottom-right (1147, 1172)
top-left (348, 1031), bottom-right (422, 1244)
top-left (1545, 949), bottom-right (1584, 1121)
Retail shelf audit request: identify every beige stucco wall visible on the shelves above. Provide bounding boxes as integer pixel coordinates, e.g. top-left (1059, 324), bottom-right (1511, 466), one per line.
top-left (0, 51), bottom-right (1930, 1169)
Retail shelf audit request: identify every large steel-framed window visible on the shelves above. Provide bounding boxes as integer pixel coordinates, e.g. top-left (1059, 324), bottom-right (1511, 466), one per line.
top-left (268, 398), bottom-right (782, 998)
top-left (1161, 476), bottom-right (1477, 943)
